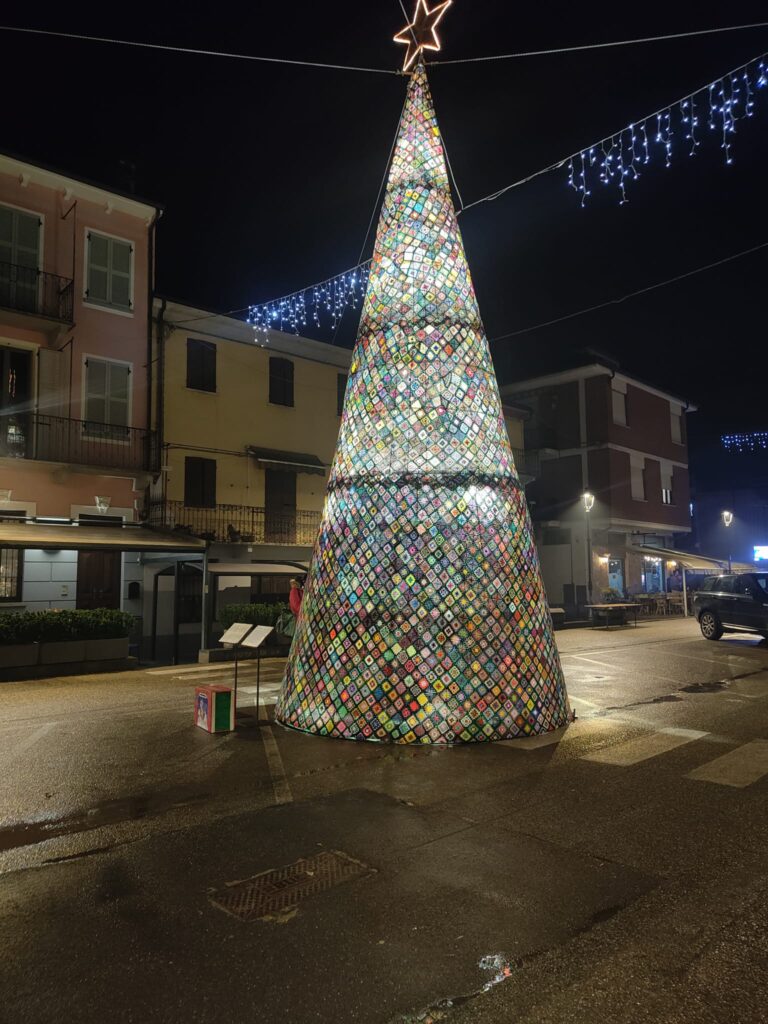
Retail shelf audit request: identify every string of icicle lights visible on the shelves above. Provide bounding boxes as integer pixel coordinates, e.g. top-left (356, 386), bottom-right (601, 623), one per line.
top-left (567, 54), bottom-right (767, 206)
top-left (247, 52), bottom-right (767, 336)
top-left (247, 262), bottom-right (371, 337)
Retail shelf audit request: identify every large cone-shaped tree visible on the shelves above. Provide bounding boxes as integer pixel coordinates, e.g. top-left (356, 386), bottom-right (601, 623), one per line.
top-left (276, 65), bottom-right (569, 742)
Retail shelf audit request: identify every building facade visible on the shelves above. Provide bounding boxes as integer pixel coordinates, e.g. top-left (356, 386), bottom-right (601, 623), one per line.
top-left (0, 152), bottom-right (161, 618)
top-left (502, 361), bottom-right (695, 614)
top-left (146, 300), bottom-right (533, 659)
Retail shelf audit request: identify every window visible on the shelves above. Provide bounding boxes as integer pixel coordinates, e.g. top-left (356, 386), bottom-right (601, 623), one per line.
top-left (630, 455), bottom-right (645, 501)
top-left (0, 204), bottom-right (41, 313)
top-left (269, 357), bottom-right (294, 407)
top-left (611, 388), bottom-right (627, 426)
top-left (662, 489), bottom-right (672, 505)
top-left (184, 456), bottom-right (216, 508)
top-left (84, 358), bottom-right (130, 436)
top-left (671, 404), bottom-right (683, 445)
top-left (660, 461), bottom-right (673, 505)
top-left (0, 547), bottom-right (22, 601)
top-left (337, 373), bottom-right (348, 417)
top-left (86, 231), bottom-right (132, 311)
top-left (186, 338), bottom-right (216, 392)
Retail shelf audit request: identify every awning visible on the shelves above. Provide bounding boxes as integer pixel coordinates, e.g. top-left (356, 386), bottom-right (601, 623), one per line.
top-left (0, 520), bottom-right (206, 553)
top-left (625, 545), bottom-right (754, 574)
top-left (246, 446), bottom-right (326, 475)
top-left (208, 561), bottom-right (309, 575)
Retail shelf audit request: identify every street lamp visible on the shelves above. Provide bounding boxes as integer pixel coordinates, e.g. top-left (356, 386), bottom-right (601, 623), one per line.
top-left (583, 491), bottom-right (595, 604)
top-left (721, 510), bottom-right (733, 572)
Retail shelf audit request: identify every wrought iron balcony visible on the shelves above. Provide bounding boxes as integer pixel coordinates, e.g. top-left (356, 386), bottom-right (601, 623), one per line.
top-left (0, 262), bottom-right (74, 324)
top-left (0, 412), bottom-right (158, 471)
top-left (148, 500), bottom-right (322, 546)
top-left (512, 447), bottom-right (539, 481)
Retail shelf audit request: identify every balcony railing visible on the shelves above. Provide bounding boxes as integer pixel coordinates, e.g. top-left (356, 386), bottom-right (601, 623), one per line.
top-left (0, 262), bottom-right (74, 323)
top-left (512, 447), bottom-right (539, 480)
top-left (0, 412), bottom-right (158, 471)
top-left (149, 500), bottom-right (322, 546)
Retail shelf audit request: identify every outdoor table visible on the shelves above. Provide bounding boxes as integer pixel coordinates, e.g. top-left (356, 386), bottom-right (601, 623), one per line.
top-left (586, 603), bottom-right (640, 629)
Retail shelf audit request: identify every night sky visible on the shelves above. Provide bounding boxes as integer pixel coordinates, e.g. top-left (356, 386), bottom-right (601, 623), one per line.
top-left (3, 1), bottom-right (767, 461)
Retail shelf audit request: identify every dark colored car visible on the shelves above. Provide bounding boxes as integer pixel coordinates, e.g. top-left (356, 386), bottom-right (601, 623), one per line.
top-left (693, 572), bottom-right (768, 641)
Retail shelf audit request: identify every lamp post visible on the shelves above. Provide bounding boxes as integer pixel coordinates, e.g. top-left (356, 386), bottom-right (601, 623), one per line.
top-left (583, 491), bottom-right (595, 605)
top-left (721, 510), bottom-right (733, 572)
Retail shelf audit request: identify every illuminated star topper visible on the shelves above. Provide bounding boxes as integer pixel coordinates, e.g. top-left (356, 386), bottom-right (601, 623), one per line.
top-left (394, 0), bottom-right (452, 72)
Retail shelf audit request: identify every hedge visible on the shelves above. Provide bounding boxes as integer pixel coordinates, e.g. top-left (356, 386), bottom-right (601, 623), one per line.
top-left (218, 602), bottom-right (290, 631)
top-left (0, 609), bottom-right (135, 645)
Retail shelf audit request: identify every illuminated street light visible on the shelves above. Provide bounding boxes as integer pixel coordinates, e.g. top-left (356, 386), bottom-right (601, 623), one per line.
top-left (583, 491), bottom-right (595, 604)
top-left (721, 510), bottom-right (734, 572)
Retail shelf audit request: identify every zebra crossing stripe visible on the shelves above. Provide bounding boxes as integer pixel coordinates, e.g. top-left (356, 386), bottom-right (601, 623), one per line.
top-left (582, 727), bottom-right (708, 766)
top-left (686, 739), bottom-right (768, 788)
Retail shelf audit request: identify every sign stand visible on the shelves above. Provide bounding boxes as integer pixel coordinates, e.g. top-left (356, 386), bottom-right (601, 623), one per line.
top-left (240, 625), bottom-right (275, 725)
top-left (218, 622), bottom-right (256, 716)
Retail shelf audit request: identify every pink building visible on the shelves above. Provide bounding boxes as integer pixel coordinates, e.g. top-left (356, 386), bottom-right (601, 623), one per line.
top-left (0, 151), bottom-right (165, 613)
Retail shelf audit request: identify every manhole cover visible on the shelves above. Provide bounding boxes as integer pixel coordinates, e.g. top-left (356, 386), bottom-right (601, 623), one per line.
top-left (209, 850), bottom-right (374, 921)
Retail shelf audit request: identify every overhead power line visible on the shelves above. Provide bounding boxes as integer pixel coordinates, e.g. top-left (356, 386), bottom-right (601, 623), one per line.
top-left (429, 20), bottom-right (768, 66)
top-left (488, 241), bottom-right (768, 344)
top-left (0, 25), bottom-right (401, 75)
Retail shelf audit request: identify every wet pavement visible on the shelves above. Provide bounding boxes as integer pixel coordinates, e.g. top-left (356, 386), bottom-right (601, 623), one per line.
top-left (1, 618), bottom-right (767, 1023)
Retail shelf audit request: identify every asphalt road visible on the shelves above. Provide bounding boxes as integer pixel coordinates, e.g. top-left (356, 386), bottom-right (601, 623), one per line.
top-left (1, 618), bottom-right (767, 1024)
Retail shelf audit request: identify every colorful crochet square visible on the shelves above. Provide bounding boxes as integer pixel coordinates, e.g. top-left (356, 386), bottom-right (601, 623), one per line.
top-left (276, 65), bottom-right (569, 743)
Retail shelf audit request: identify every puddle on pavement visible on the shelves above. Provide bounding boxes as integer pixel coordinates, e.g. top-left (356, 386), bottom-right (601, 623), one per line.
top-left (651, 694), bottom-right (684, 703)
top-left (680, 681), bottom-right (729, 694)
top-left (0, 786), bottom-right (210, 853)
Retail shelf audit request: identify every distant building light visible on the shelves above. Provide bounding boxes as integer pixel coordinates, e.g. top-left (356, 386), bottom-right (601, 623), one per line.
top-left (721, 431), bottom-right (768, 454)
top-left (722, 510), bottom-right (734, 527)
top-left (755, 545), bottom-right (768, 562)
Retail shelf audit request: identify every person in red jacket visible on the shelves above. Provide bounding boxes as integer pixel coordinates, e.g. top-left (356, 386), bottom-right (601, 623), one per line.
top-left (288, 577), bottom-right (304, 619)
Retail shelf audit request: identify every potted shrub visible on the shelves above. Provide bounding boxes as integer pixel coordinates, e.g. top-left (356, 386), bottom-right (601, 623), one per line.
top-left (0, 613), bottom-right (39, 668)
top-left (83, 610), bottom-right (135, 661)
top-left (37, 610), bottom-right (86, 664)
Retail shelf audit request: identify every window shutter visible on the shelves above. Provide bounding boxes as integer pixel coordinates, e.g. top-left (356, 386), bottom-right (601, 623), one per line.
top-left (269, 357), bottom-right (294, 406)
top-left (184, 457), bottom-right (216, 508)
top-left (337, 373), bottom-right (348, 416)
top-left (187, 339), bottom-right (216, 391)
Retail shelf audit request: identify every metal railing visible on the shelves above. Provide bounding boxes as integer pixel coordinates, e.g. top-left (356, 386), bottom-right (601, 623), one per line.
top-left (0, 262), bottom-right (74, 323)
top-left (0, 412), bottom-right (158, 471)
top-left (149, 500), bottom-right (322, 546)
top-left (512, 447), bottom-right (539, 480)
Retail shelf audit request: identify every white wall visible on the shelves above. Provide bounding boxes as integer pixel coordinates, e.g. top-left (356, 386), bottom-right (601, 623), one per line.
top-left (21, 549), bottom-right (78, 610)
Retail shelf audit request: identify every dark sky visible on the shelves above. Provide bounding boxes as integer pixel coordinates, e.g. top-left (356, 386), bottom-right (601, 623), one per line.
top-left (3, 1), bottom-right (767, 454)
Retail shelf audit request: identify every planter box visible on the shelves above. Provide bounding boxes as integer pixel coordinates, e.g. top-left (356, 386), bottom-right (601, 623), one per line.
top-left (0, 643), bottom-right (39, 668)
top-left (85, 637), bottom-right (129, 661)
top-left (39, 640), bottom-right (87, 664)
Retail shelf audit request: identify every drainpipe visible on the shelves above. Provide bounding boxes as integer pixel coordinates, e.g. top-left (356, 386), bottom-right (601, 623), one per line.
top-left (146, 213), bottom-right (160, 450)
top-left (157, 296), bottom-right (167, 457)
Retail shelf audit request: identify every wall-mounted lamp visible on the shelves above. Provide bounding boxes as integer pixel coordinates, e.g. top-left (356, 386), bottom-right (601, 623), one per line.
top-left (95, 496), bottom-right (112, 513)
top-left (0, 489), bottom-right (11, 504)
top-left (582, 491), bottom-right (595, 512)
top-left (721, 510), bottom-right (734, 527)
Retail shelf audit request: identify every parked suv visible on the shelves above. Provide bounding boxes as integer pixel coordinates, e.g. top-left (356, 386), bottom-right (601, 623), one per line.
top-left (693, 573), bottom-right (768, 640)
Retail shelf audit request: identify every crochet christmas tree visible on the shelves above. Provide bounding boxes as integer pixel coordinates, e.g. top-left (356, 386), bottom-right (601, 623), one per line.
top-left (276, 65), bottom-right (569, 743)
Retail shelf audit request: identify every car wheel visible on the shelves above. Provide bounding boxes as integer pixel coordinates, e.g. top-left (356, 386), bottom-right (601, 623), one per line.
top-left (699, 611), bottom-right (723, 641)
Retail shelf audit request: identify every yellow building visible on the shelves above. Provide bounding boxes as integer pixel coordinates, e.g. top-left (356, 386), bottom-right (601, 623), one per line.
top-left (145, 299), bottom-right (534, 660)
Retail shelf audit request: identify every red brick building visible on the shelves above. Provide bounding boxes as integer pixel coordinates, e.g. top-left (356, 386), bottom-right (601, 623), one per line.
top-left (502, 359), bottom-right (695, 613)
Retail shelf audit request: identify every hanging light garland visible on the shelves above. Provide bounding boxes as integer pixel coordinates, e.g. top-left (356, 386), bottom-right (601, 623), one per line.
top-left (247, 51), bottom-right (767, 334)
top-left (248, 262), bottom-right (371, 338)
top-left (567, 54), bottom-right (767, 206)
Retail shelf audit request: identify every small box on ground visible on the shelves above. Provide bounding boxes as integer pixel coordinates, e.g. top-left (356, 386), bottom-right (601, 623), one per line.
top-left (195, 685), bottom-right (235, 733)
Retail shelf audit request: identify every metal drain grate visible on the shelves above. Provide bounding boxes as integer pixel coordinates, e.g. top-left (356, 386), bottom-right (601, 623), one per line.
top-left (209, 850), bottom-right (374, 921)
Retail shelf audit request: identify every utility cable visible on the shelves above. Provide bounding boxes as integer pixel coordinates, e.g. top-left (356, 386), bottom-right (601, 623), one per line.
top-left (0, 25), bottom-right (401, 75)
top-left (488, 241), bottom-right (768, 344)
top-left (429, 20), bottom-right (768, 66)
